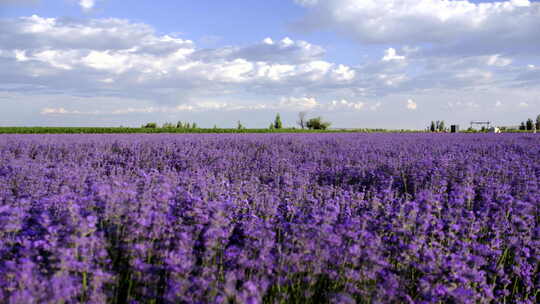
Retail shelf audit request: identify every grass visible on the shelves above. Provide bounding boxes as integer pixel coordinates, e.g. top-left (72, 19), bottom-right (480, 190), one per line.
top-left (0, 127), bottom-right (533, 134)
top-left (0, 127), bottom-right (425, 134)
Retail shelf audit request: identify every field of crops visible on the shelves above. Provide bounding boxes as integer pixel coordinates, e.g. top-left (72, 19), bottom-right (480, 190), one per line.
top-left (0, 133), bottom-right (538, 303)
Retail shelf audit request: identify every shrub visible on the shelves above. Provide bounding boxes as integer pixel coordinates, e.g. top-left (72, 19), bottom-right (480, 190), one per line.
top-left (306, 117), bottom-right (331, 130)
top-left (142, 122), bottom-right (157, 128)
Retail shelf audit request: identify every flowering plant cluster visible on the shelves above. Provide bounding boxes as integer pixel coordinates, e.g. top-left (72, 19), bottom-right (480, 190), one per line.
top-left (0, 133), bottom-right (538, 303)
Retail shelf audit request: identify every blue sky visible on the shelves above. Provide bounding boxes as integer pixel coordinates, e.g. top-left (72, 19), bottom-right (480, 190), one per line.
top-left (1, 1), bottom-right (304, 42)
top-left (0, 0), bottom-right (539, 128)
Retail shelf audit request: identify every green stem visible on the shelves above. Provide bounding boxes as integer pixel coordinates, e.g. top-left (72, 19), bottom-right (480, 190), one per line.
top-left (511, 276), bottom-right (519, 298)
top-left (82, 271), bottom-right (88, 301)
top-left (127, 273), bottom-right (134, 302)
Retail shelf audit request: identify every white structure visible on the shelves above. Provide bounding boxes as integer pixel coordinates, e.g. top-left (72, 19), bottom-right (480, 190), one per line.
top-left (488, 127), bottom-right (501, 133)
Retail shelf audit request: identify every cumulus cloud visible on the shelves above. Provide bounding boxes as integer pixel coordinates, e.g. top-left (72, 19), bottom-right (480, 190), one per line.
top-left (328, 99), bottom-right (365, 110)
top-left (79, 0), bottom-right (95, 11)
top-left (0, 15), bottom-right (185, 52)
top-left (487, 55), bottom-right (512, 67)
top-left (382, 48), bottom-right (405, 61)
top-left (1, 13), bottom-right (537, 127)
top-left (0, 15), bottom-right (358, 106)
top-left (279, 96), bottom-right (319, 110)
top-left (294, 0), bottom-right (540, 56)
top-left (191, 37), bottom-right (325, 64)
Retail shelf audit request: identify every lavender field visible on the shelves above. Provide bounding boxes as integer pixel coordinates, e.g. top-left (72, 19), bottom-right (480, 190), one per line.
top-left (0, 133), bottom-right (538, 303)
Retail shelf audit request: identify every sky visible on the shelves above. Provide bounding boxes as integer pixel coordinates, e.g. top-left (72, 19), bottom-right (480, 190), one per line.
top-left (0, 0), bottom-right (539, 129)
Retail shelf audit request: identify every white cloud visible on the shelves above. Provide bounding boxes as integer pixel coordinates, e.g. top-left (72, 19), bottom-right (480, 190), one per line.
top-left (455, 69), bottom-right (493, 82)
top-left (279, 96), bottom-right (319, 110)
top-left (281, 37), bottom-right (294, 47)
top-left (511, 0), bottom-right (531, 7)
top-left (41, 107), bottom-right (70, 114)
top-left (382, 48), bottom-right (405, 61)
top-left (329, 99), bottom-right (365, 110)
top-left (2, 13), bottom-right (539, 128)
top-left (487, 55), bottom-right (512, 67)
top-left (33, 50), bottom-right (75, 70)
top-left (0, 15), bottom-right (192, 53)
top-left (39, 97), bottom-right (317, 116)
top-left (0, 15), bottom-right (355, 95)
top-left (278, 97), bottom-right (374, 112)
top-left (5, 14), bottom-right (532, 110)
top-left (262, 37), bottom-right (274, 45)
top-left (14, 50), bottom-right (28, 62)
top-left (406, 99), bottom-right (417, 110)
top-left (295, 0), bottom-right (540, 56)
top-left (79, 0), bottom-right (95, 11)
top-left (40, 96), bottom-right (380, 115)
top-left (331, 64), bottom-right (355, 81)
top-left (191, 36), bottom-right (324, 64)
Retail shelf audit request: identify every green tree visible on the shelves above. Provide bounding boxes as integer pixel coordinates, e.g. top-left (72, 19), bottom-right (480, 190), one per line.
top-left (536, 115), bottom-right (540, 130)
top-left (162, 122), bottom-right (175, 128)
top-left (433, 120), bottom-right (446, 132)
top-left (526, 118), bottom-right (534, 131)
top-left (429, 121), bottom-right (436, 132)
top-left (306, 117), bottom-right (331, 130)
top-left (192, 122), bottom-right (198, 129)
top-left (237, 121), bottom-right (244, 130)
top-left (274, 113), bottom-right (283, 129)
top-left (176, 121), bottom-right (184, 128)
top-left (519, 122), bottom-right (526, 130)
top-left (438, 120), bottom-right (445, 132)
top-left (142, 122), bottom-right (157, 128)
top-left (269, 123), bottom-right (274, 130)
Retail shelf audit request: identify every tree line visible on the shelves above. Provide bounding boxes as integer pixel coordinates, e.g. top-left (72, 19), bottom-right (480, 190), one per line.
top-left (142, 113), bottom-right (332, 130)
top-left (428, 121), bottom-right (447, 132)
top-left (268, 112), bottom-right (331, 130)
top-left (519, 115), bottom-right (540, 131)
top-left (142, 121), bottom-right (199, 129)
